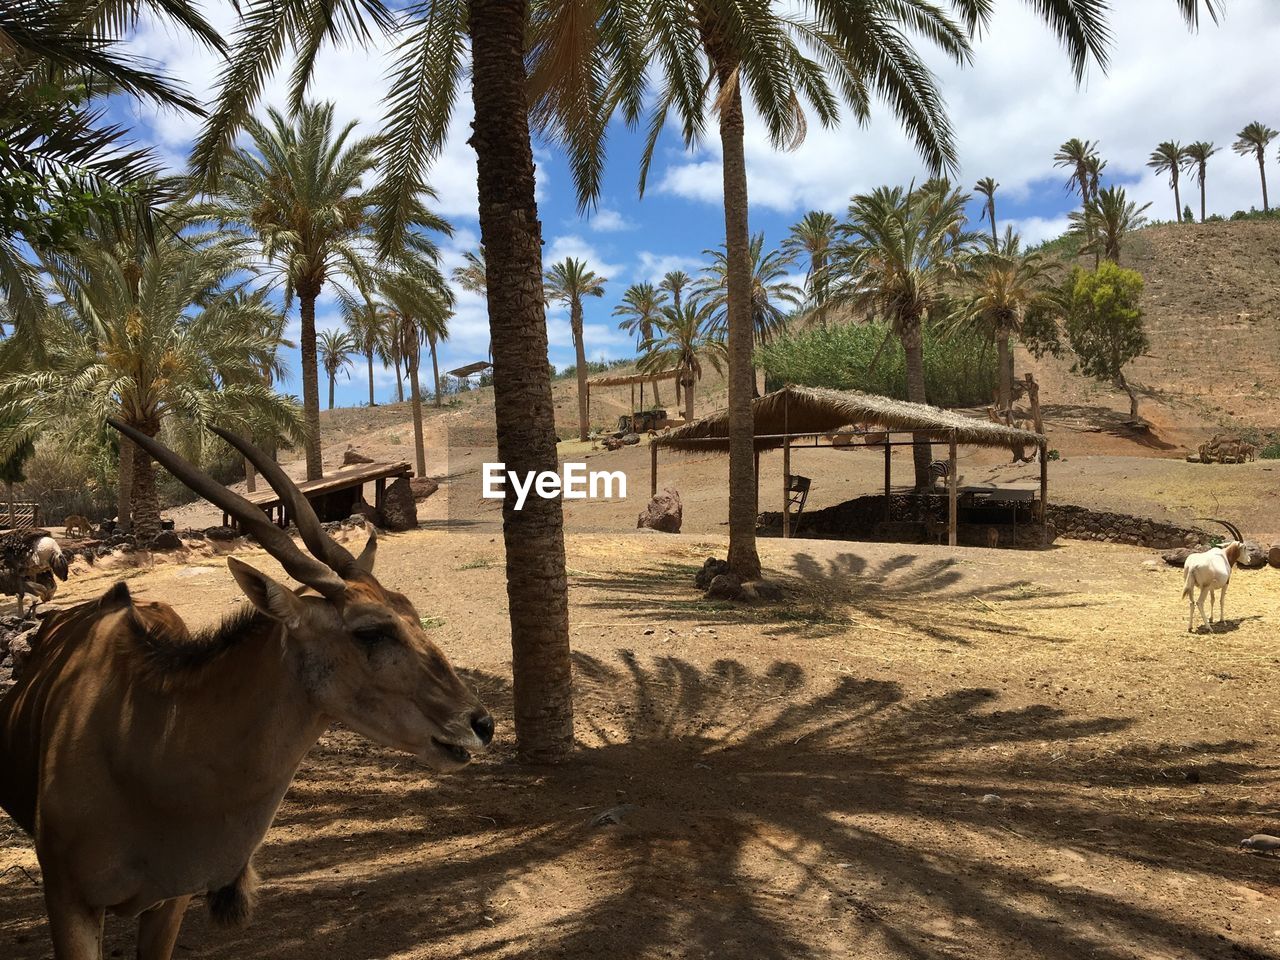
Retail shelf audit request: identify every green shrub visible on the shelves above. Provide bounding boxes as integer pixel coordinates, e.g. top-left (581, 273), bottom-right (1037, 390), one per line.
top-left (1260, 441), bottom-right (1280, 460)
top-left (755, 320), bottom-right (998, 408)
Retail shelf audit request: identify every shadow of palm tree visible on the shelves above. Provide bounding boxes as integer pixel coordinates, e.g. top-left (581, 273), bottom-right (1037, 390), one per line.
top-left (8, 653), bottom-right (1270, 959)
top-left (575, 549), bottom-right (1090, 647)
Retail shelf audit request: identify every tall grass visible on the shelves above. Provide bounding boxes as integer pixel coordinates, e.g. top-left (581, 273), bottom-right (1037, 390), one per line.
top-left (755, 320), bottom-right (998, 408)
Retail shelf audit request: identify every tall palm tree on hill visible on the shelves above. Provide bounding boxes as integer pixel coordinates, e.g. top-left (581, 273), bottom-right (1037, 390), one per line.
top-left (960, 229), bottom-right (1063, 413)
top-left (338, 287), bottom-right (388, 407)
top-left (1083, 155), bottom-right (1106, 202)
top-left (659, 270), bottom-right (692, 312)
top-left (1147, 141), bottom-right (1189, 221)
top-left (638, 302), bottom-right (726, 422)
top-left (1182, 141), bottom-right (1218, 222)
top-left (544, 257), bottom-right (606, 441)
top-left (783, 211), bottom-right (838, 324)
top-left (974, 178), bottom-right (999, 245)
top-left (380, 261), bottom-right (454, 475)
top-left (697, 235), bottom-right (802, 350)
top-left (1054, 139), bottom-right (1101, 205)
top-left (1233, 122), bottom-right (1278, 212)
top-left (1070, 186), bottom-right (1151, 263)
top-left (832, 182), bottom-right (975, 489)
top-left (318, 328), bottom-right (357, 410)
top-left (614, 282), bottom-right (669, 408)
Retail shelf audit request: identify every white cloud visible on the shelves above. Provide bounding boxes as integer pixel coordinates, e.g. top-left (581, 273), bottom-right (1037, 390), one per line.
top-left (635, 251), bottom-right (704, 285)
top-left (1005, 214), bottom-right (1072, 247)
top-left (586, 206), bottom-right (633, 232)
top-left (544, 234), bottom-right (625, 282)
top-left (655, 0), bottom-right (1280, 222)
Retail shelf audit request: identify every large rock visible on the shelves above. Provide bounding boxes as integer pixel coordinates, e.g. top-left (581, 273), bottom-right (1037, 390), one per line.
top-left (694, 557), bottom-right (731, 590)
top-left (1162, 548), bottom-right (1192, 567)
top-left (350, 498), bottom-right (383, 527)
top-left (205, 525), bottom-right (240, 542)
top-left (150, 530), bottom-right (183, 551)
top-left (1269, 544), bottom-right (1280, 570)
top-left (740, 579), bottom-right (784, 604)
top-left (705, 573), bottom-right (743, 601)
top-left (1239, 541), bottom-right (1268, 569)
top-left (637, 488), bottom-right (682, 534)
top-left (621, 433), bottom-right (641, 446)
top-left (343, 447), bottom-right (375, 466)
top-left (410, 477), bottom-right (440, 502)
top-left (381, 476), bottom-right (419, 531)
top-left (8, 627), bottom-right (36, 682)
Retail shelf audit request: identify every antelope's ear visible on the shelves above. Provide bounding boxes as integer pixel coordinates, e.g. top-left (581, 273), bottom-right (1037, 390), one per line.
top-left (353, 529), bottom-right (377, 574)
top-left (228, 557), bottom-right (308, 628)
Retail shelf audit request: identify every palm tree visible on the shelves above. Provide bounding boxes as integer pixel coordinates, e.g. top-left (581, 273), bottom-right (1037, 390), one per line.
top-left (613, 283), bottom-right (669, 408)
top-left (697, 235), bottom-right (803, 350)
top-left (659, 270), bottom-right (692, 312)
top-left (0, 221), bottom-right (298, 539)
top-left (1084, 155), bottom-right (1107, 201)
top-left (960, 229), bottom-right (1063, 412)
top-left (638, 303), bottom-right (726, 422)
top-left (544, 257), bottom-right (607, 441)
top-left (192, 103), bottom-right (376, 480)
top-left (452, 248), bottom-right (488, 295)
top-left (1233, 122), bottom-right (1278, 212)
top-left (1054, 139), bottom-right (1102, 204)
top-left (782, 211), bottom-right (838, 323)
top-left (380, 261), bottom-right (454, 477)
top-left (318, 329), bottom-right (357, 410)
top-left (974, 178), bottom-right (999, 245)
top-left (1147, 141), bottom-right (1189, 222)
top-left (0, 1), bottom-right (221, 330)
top-left (1069, 186), bottom-right (1152, 263)
top-left (1182, 141), bottom-right (1219, 222)
top-left (832, 182), bottom-right (976, 488)
top-left (338, 288), bottom-right (388, 407)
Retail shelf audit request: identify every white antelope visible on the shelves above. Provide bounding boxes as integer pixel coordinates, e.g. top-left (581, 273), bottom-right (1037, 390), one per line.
top-left (1182, 540), bottom-right (1242, 632)
top-left (0, 421), bottom-right (493, 960)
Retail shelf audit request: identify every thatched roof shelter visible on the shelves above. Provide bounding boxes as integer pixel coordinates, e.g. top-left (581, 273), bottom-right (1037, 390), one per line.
top-left (655, 385), bottom-right (1041, 452)
top-left (586, 370), bottom-right (678, 388)
top-left (446, 361), bottom-right (492, 378)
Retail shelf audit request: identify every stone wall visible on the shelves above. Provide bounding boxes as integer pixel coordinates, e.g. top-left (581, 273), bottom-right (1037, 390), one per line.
top-left (1047, 504), bottom-right (1202, 550)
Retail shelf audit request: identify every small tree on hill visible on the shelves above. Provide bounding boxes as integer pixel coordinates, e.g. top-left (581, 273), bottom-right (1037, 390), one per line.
top-left (1064, 262), bottom-right (1148, 420)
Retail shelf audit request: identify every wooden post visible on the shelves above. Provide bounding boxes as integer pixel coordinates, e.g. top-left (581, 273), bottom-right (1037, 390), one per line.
top-left (630, 383), bottom-right (635, 419)
top-left (948, 431), bottom-right (958, 547)
top-left (1039, 438), bottom-right (1049, 538)
top-left (375, 477), bottom-right (387, 511)
top-left (782, 435), bottom-right (791, 539)
top-left (883, 433), bottom-right (892, 521)
top-left (650, 440), bottom-right (658, 497)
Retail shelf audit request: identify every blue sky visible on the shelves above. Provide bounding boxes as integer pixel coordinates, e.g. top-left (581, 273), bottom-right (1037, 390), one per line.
top-left (118, 0), bottom-right (1280, 408)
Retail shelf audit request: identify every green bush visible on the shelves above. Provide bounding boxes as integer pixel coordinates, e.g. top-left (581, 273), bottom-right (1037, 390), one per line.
top-left (755, 320), bottom-right (998, 408)
top-left (1260, 441), bottom-right (1280, 460)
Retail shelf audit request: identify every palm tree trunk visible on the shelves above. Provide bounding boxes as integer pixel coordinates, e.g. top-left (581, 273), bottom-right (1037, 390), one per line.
top-left (997, 333), bottom-right (1012, 412)
top-left (394, 354), bottom-right (404, 403)
top-left (1259, 153), bottom-right (1270, 213)
top-left (1173, 176), bottom-right (1182, 222)
top-left (328, 371), bottom-right (335, 410)
top-left (129, 418), bottom-right (161, 540)
top-left (714, 53), bottom-right (762, 581)
top-left (572, 302), bottom-right (589, 441)
top-left (1200, 175), bottom-right (1207, 222)
top-left (299, 287), bottom-right (324, 480)
top-left (651, 378), bottom-right (661, 406)
top-left (116, 436), bottom-right (133, 533)
top-left (367, 349), bottom-right (376, 406)
top-left (408, 342), bottom-right (427, 478)
top-left (430, 335), bottom-right (442, 408)
top-left (902, 323), bottom-right (932, 489)
top-left (469, 0), bottom-right (573, 763)
top-left (684, 371), bottom-right (695, 421)
top-left (989, 199), bottom-right (998, 245)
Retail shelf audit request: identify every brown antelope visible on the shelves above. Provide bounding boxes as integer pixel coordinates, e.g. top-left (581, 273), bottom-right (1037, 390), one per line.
top-left (0, 421), bottom-right (493, 960)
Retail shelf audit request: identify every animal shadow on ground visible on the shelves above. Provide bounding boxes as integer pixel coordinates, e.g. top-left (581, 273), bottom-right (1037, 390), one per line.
top-left (4, 650), bottom-right (1273, 960)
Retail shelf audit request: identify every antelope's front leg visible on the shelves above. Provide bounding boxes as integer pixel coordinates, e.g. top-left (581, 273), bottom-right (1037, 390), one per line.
top-left (136, 895), bottom-right (191, 960)
top-left (1219, 583), bottom-right (1228, 625)
top-left (44, 881), bottom-right (105, 960)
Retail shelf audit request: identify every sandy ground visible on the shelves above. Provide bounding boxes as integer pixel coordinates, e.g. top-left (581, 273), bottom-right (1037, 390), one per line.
top-left (4, 528), bottom-right (1280, 959)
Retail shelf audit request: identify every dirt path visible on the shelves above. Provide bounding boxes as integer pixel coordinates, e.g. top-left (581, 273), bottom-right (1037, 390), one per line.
top-left (4, 531), bottom-right (1280, 959)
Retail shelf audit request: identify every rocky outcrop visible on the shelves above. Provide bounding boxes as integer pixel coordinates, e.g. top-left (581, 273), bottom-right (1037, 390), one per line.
top-left (1047, 504), bottom-right (1202, 550)
top-left (637, 489), bottom-right (682, 534)
top-left (410, 477), bottom-right (440, 502)
top-left (381, 477), bottom-right (418, 531)
top-left (343, 447), bottom-right (375, 465)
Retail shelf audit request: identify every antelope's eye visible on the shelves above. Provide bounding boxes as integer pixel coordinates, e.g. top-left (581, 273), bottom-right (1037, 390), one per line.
top-left (353, 626), bottom-right (394, 647)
